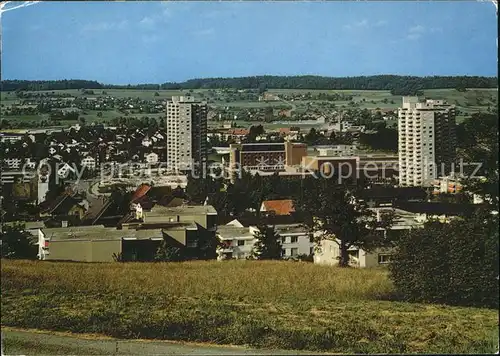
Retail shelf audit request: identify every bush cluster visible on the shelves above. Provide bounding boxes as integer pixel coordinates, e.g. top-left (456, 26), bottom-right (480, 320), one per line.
top-left (389, 211), bottom-right (499, 308)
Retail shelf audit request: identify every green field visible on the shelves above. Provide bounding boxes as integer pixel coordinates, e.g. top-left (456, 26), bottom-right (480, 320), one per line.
top-left (1, 88), bottom-right (497, 128)
top-left (1, 260), bottom-right (497, 354)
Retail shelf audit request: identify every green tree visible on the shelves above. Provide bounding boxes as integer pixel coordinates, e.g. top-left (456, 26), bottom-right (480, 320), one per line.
top-left (195, 229), bottom-right (221, 260)
top-left (1, 224), bottom-right (38, 259)
top-left (154, 240), bottom-right (184, 262)
top-left (252, 225), bottom-right (282, 260)
top-left (185, 176), bottom-right (208, 204)
top-left (457, 113), bottom-right (498, 209)
top-left (389, 209), bottom-right (498, 308)
top-left (295, 177), bottom-right (394, 267)
top-left (305, 128), bottom-right (320, 146)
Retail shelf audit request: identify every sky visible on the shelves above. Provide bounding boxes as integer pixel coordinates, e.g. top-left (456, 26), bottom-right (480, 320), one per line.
top-left (1, 1), bottom-right (498, 84)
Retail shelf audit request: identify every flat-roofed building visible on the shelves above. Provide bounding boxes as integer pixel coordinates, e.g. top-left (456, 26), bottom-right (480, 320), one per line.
top-left (398, 97), bottom-right (456, 187)
top-left (166, 96), bottom-right (208, 172)
top-left (229, 142), bottom-right (307, 171)
top-left (216, 223), bottom-right (313, 260)
top-left (301, 156), bottom-right (359, 179)
top-left (38, 225), bottom-right (164, 262)
top-left (142, 204), bottom-right (218, 230)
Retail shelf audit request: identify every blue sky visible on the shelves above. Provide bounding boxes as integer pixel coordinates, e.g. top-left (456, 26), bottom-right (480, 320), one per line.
top-left (2, 1), bottom-right (498, 84)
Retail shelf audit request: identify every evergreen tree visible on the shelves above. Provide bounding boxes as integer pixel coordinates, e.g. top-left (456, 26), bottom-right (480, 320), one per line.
top-left (1, 224), bottom-right (38, 259)
top-left (154, 240), bottom-right (184, 262)
top-left (252, 225), bottom-right (282, 260)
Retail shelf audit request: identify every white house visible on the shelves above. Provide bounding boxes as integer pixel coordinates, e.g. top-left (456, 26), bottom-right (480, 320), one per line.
top-left (316, 145), bottom-right (357, 157)
top-left (57, 163), bottom-right (76, 179)
top-left (81, 156), bottom-right (96, 170)
top-left (216, 222), bottom-right (313, 260)
top-left (216, 225), bottom-right (258, 260)
top-left (24, 158), bottom-right (36, 170)
top-left (145, 152), bottom-right (159, 165)
top-left (3, 158), bottom-right (22, 169)
top-left (275, 224), bottom-right (313, 258)
top-left (0, 134), bottom-right (23, 143)
top-left (313, 239), bottom-right (396, 268)
top-left (313, 207), bottom-right (423, 268)
top-left (142, 137), bottom-right (152, 147)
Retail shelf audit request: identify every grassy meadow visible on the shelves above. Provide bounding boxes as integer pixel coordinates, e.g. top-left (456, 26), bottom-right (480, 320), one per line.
top-left (1, 260), bottom-right (498, 353)
top-left (1, 88), bottom-right (497, 127)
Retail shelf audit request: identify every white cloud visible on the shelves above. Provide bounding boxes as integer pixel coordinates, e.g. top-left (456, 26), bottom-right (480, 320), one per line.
top-left (81, 20), bottom-right (128, 33)
top-left (409, 24), bottom-right (425, 34)
top-left (429, 27), bottom-right (443, 34)
top-left (343, 19), bottom-right (369, 31)
top-left (405, 24), bottom-right (438, 41)
top-left (139, 16), bottom-right (156, 28)
top-left (342, 19), bottom-right (388, 31)
top-left (406, 33), bottom-right (422, 41)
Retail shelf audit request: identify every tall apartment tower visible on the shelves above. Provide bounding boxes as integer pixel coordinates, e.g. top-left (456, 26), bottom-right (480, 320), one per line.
top-left (398, 97), bottom-right (456, 187)
top-left (166, 96), bottom-right (207, 172)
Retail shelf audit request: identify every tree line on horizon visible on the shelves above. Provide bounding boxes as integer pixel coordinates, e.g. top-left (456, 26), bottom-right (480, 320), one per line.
top-left (1, 75), bottom-right (497, 94)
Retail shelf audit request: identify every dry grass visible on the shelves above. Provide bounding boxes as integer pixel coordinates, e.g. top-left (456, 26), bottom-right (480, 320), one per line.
top-left (1, 260), bottom-right (498, 353)
top-left (1, 260), bottom-right (393, 302)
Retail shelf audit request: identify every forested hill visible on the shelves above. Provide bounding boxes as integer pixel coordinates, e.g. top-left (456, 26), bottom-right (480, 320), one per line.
top-left (0, 80), bottom-right (103, 91)
top-left (159, 75), bottom-right (498, 92)
top-left (1, 75), bottom-right (497, 94)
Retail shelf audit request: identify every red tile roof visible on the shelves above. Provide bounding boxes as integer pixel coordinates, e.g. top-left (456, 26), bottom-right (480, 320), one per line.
top-left (131, 184), bottom-right (151, 203)
top-left (261, 199), bottom-right (295, 216)
top-left (278, 128), bottom-right (291, 134)
top-left (228, 128), bottom-right (249, 136)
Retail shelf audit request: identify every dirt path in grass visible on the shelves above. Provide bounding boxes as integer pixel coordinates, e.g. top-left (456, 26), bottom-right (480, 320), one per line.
top-left (1, 327), bottom-right (335, 355)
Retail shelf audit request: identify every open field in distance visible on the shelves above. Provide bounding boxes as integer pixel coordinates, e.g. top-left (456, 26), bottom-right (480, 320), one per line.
top-left (1, 260), bottom-right (497, 354)
top-left (1, 88), bottom-right (497, 127)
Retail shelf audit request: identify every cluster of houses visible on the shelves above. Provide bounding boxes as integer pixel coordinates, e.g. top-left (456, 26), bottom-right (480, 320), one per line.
top-left (14, 181), bottom-right (487, 268)
top-left (1, 125), bottom-right (167, 181)
top-left (11, 93), bottom-right (168, 114)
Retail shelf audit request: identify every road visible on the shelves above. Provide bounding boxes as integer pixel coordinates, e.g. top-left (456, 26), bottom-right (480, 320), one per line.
top-left (1, 328), bottom-right (334, 355)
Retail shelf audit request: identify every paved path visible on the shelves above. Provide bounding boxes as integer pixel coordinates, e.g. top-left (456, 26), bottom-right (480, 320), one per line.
top-left (1, 328), bottom-right (333, 355)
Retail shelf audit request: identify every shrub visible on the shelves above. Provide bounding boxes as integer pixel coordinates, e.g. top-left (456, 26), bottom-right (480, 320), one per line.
top-left (389, 210), bottom-right (499, 308)
top-left (0, 224), bottom-right (38, 259)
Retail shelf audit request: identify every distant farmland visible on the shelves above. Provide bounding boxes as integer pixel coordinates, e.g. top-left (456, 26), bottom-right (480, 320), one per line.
top-left (1, 88), bottom-right (496, 128)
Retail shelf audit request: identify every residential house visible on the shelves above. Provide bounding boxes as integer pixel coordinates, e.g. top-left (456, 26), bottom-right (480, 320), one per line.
top-left (57, 163), bottom-right (76, 179)
top-left (432, 176), bottom-right (463, 194)
top-left (225, 128), bottom-right (249, 141)
top-left (260, 199), bottom-right (295, 216)
top-left (145, 152), bottom-right (159, 165)
top-left (217, 225), bottom-right (258, 260)
top-left (315, 145), bottom-right (357, 157)
top-left (142, 136), bottom-right (152, 147)
top-left (359, 186), bottom-right (427, 208)
top-left (216, 223), bottom-right (312, 260)
top-left (394, 201), bottom-right (484, 223)
top-left (313, 207), bottom-right (423, 268)
top-left (81, 156), bottom-right (96, 170)
top-left (38, 204), bottom-right (220, 262)
top-left (39, 191), bottom-right (89, 224)
top-left (2, 158), bottom-right (22, 169)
